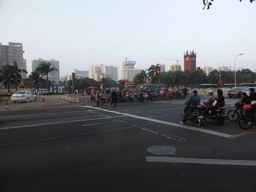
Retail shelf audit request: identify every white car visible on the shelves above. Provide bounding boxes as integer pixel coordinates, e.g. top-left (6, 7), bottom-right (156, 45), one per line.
top-left (11, 91), bottom-right (37, 103)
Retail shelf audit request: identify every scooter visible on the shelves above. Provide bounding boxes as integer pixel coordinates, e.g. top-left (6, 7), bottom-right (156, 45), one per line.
top-left (227, 101), bottom-right (243, 122)
top-left (182, 105), bottom-right (204, 127)
top-left (196, 104), bottom-right (226, 125)
top-left (238, 101), bottom-right (256, 129)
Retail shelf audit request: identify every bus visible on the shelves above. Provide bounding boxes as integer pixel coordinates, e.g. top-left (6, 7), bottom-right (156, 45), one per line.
top-left (240, 83), bottom-right (256, 87)
top-left (200, 84), bottom-right (218, 89)
top-left (138, 84), bottom-right (165, 91)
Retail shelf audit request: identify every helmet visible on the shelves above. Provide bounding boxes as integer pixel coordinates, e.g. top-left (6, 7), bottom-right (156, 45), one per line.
top-left (192, 90), bottom-right (197, 94)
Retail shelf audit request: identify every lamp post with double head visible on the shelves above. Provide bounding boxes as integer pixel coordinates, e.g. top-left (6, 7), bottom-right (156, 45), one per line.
top-left (21, 50), bottom-right (25, 86)
top-left (234, 53), bottom-right (244, 88)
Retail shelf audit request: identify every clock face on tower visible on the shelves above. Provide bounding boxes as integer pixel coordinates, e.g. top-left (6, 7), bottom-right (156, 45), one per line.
top-left (186, 57), bottom-right (189, 61)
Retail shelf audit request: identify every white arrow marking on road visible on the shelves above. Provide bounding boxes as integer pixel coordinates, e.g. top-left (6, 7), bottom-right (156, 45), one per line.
top-left (146, 156), bottom-right (256, 166)
top-left (83, 106), bottom-right (233, 138)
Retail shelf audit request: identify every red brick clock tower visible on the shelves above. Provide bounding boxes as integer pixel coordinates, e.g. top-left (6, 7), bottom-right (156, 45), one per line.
top-left (184, 51), bottom-right (196, 72)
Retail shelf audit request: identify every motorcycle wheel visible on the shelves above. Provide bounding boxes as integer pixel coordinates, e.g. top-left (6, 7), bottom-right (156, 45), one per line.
top-left (216, 116), bottom-right (225, 125)
top-left (194, 117), bottom-right (202, 127)
top-left (227, 110), bottom-right (239, 122)
top-left (238, 116), bottom-right (255, 129)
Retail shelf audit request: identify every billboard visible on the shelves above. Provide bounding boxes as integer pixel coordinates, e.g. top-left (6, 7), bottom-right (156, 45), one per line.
top-left (126, 61), bottom-right (136, 65)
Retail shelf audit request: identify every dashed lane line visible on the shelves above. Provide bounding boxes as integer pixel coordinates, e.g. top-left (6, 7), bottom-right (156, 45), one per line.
top-left (0, 116), bottom-right (125, 130)
top-left (83, 106), bottom-right (233, 138)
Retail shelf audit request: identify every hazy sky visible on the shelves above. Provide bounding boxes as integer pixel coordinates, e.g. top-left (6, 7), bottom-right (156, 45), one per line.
top-left (0, 0), bottom-right (255, 79)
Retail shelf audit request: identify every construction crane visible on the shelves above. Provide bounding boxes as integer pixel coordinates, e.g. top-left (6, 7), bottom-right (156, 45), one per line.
top-left (166, 58), bottom-right (181, 65)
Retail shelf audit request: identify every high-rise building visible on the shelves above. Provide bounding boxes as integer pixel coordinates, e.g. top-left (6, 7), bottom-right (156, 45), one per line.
top-left (202, 66), bottom-right (213, 75)
top-left (184, 51), bottom-right (196, 72)
top-left (122, 60), bottom-right (142, 82)
top-left (170, 64), bottom-right (182, 72)
top-left (218, 66), bottom-right (230, 71)
top-left (90, 64), bottom-right (118, 82)
top-left (74, 69), bottom-right (89, 79)
top-left (32, 58), bottom-right (60, 84)
top-left (0, 42), bottom-right (26, 79)
top-left (157, 64), bottom-right (165, 73)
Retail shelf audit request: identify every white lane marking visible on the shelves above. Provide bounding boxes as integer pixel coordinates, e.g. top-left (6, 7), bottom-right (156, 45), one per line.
top-left (169, 134), bottom-right (187, 141)
top-left (0, 116), bottom-right (124, 130)
top-left (83, 106), bottom-right (232, 138)
top-left (0, 124), bottom-right (136, 148)
top-left (146, 156), bottom-right (256, 166)
top-left (0, 110), bottom-right (89, 119)
top-left (83, 123), bottom-right (102, 126)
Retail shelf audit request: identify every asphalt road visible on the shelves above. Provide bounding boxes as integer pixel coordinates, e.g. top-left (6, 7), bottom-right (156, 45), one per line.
top-left (1, 98), bottom-right (256, 191)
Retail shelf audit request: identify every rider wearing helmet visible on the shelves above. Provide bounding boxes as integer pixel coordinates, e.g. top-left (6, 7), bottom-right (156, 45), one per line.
top-left (203, 90), bottom-right (216, 106)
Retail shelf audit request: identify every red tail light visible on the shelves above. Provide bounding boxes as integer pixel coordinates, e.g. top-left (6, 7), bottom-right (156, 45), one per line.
top-left (236, 91), bottom-right (239, 93)
top-left (228, 91), bottom-right (230, 93)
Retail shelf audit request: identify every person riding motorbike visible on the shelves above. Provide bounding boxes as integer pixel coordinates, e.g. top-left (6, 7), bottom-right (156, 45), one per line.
top-left (180, 90), bottom-right (201, 125)
top-left (248, 88), bottom-right (256, 103)
top-left (203, 90), bottom-right (216, 106)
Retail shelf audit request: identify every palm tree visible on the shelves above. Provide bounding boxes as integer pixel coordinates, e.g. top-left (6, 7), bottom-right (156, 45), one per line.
top-left (0, 62), bottom-right (23, 93)
top-left (35, 62), bottom-right (58, 91)
top-left (100, 77), bottom-right (111, 91)
top-left (29, 71), bottom-right (43, 90)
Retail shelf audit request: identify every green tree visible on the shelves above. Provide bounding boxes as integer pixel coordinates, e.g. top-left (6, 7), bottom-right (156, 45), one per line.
top-left (29, 71), bottom-right (43, 90)
top-left (100, 77), bottom-right (112, 91)
top-left (0, 62), bottom-right (22, 93)
top-left (35, 62), bottom-right (58, 91)
top-left (203, 0), bottom-right (254, 10)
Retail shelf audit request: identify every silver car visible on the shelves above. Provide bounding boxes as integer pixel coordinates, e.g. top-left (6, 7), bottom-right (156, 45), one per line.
top-left (11, 91), bottom-right (37, 103)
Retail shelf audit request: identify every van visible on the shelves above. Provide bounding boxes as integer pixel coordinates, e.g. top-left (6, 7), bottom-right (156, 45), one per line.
top-left (37, 88), bottom-right (48, 95)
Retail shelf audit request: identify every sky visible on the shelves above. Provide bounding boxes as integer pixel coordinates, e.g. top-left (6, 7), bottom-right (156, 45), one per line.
top-left (0, 0), bottom-right (255, 79)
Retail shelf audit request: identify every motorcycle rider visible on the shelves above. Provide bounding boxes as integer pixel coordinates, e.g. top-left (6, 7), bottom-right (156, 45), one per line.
top-left (241, 92), bottom-right (250, 105)
top-left (248, 88), bottom-right (256, 103)
top-left (203, 90), bottom-right (216, 106)
top-left (180, 90), bottom-right (201, 125)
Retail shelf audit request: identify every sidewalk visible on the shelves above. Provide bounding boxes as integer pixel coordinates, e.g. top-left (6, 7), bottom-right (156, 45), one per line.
top-left (0, 95), bottom-right (91, 112)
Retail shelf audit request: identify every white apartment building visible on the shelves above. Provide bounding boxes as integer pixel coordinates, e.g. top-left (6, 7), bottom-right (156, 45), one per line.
top-left (202, 66), bottom-right (214, 76)
top-left (0, 42), bottom-right (26, 79)
top-left (218, 66), bottom-right (230, 71)
top-left (74, 69), bottom-right (89, 79)
top-left (32, 58), bottom-right (60, 84)
top-left (90, 64), bottom-right (118, 82)
top-left (61, 75), bottom-right (72, 83)
top-left (237, 68), bottom-right (247, 71)
top-left (122, 61), bottom-right (142, 82)
top-left (170, 64), bottom-right (182, 72)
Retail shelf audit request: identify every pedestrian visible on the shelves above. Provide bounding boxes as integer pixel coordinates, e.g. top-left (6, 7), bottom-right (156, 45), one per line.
top-left (111, 89), bottom-right (117, 106)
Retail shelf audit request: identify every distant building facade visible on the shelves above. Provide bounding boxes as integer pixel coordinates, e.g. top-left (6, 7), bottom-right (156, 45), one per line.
top-left (122, 60), bottom-right (142, 82)
top-left (218, 66), bottom-right (230, 71)
top-left (32, 58), bottom-right (60, 84)
top-left (170, 64), bottom-right (182, 72)
top-left (74, 69), bottom-right (89, 79)
top-left (0, 42), bottom-right (26, 79)
top-left (202, 66), bottom-right (214, 75)
top-left (90, 64), bottom-right (118, 82)
top-left (184, 51), bottom-right (196, 72)
top-left (157, 64), bottom-right (165, 73)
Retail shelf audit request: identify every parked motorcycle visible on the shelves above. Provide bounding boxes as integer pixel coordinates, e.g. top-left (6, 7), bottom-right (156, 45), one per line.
top-left (227, 101), bottom-right (243, 122)
top-left (238, 101), bottom-right (256, 129)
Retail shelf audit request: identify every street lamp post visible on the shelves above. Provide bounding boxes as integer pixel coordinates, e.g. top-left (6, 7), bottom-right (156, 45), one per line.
top-left (234, 53), bottom-right (244, 87)
top-left (21, 50), bottom-right (25, 86)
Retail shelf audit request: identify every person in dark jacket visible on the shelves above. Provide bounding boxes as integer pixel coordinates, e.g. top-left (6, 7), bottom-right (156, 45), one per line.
top-left (111, 89), bottom-right (117, 106)
top-left (215, 89), bottom-right (225, 107)
top-left (180, 90), bottom-right (201, 125)
top-left (241, 92), bottom-right (250, 105)
top-left (248, 88), bottom-right (256, 102)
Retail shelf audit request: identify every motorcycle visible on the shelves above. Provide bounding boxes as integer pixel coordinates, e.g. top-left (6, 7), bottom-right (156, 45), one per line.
top-left (227, 101), bottom-right (243, 122)
top-left (196, 104), bottom-right (226, 125)
top-left (182, 105), bottom-right (204, 127)
top-left (238, 101), bottom-right (256, 129)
